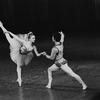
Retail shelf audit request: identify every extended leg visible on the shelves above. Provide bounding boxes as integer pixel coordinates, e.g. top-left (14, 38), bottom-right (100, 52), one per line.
top-left (46, 64), bottom-right (59, 89)
top-left (61, 64), bottom-right (87, 90)
top-left (4, 33), bottom-right (14, 45)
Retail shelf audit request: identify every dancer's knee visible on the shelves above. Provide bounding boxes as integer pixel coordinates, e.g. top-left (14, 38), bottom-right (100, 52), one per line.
top-left (48, 67), bottom-right (52, 73)
top-left (17, 66), bottom-right (21, 71)
top-left (71, 73), bottom-right (80, 80)
top-left (47, 68), bottom-right (52, 77)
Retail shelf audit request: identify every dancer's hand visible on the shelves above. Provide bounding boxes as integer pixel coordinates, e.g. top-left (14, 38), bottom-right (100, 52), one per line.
top-left (37, 52), bottom-right (46, 56)
top-left (59, 31), bottom-right (64, 35)
top-left (41, 52), bottom-right (47, 56)
top-left (59, 31), bottom-right (64, 43)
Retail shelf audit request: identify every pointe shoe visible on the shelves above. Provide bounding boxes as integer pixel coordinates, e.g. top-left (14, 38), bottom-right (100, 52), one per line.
top-left (83, 85), bottom-right (88, 90)
top-left (46, 85), bottom-right (51, 89)
top-left (17, 79), bottom-right (22, 86)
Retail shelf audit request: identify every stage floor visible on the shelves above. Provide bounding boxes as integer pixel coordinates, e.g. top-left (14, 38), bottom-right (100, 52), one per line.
top-left (0, 83), bottom-right (99, 100)
top-left (0, 37), bottom-right (100, 100)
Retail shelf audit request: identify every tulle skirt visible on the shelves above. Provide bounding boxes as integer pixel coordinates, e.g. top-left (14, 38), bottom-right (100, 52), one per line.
top-left (9, 34), bottom-right (33, 66)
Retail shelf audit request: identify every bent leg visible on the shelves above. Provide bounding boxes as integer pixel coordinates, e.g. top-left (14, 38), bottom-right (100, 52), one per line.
top-left (61, 64), bottom-right (87, 90)
top-left (46, 64), bottom-right (59, 89)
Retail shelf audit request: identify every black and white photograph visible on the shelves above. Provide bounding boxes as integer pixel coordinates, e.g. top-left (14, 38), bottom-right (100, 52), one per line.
top-left (0, 0), bottom-right (100, 100)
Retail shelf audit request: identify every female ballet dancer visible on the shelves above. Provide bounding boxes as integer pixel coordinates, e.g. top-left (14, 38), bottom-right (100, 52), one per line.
top-left (0, 21), bottom-right (44, 86)
top-left (42, 31), bottom-right (87, 90)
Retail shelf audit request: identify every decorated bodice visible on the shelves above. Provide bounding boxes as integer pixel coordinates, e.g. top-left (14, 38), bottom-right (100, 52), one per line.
top-left (54, 43), bottom-right (63, 61)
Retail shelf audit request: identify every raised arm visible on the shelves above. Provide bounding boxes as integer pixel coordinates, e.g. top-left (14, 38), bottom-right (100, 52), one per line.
top-left (59, 31), bottom-right (64, 43)
top-left (33, 46), bottom-right (44, 56)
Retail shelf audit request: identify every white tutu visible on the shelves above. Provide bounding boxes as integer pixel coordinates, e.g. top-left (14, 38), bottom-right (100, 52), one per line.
top-left (9, 34), bottom-right (33, 66)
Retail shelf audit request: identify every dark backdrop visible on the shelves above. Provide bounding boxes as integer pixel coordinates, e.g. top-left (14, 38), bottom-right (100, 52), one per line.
top-left (0, 0), bottom-right (99, 42)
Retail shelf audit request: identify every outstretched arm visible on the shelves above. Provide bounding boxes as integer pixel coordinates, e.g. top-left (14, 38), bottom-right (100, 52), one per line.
top-left (59, 31), bottom-right (64, 43)
top-left (43, 48), bottom-right (57, 60)
top-left (33, 46), bottom-right (44, 56)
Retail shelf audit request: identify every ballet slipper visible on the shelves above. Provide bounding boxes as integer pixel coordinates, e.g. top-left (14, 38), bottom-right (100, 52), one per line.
top-left (82, 85), bottom-right (87, 90)
top-left (46, 85), bottom-right (51, 89)
top-left (17, 78), bottom-right (22, 86)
